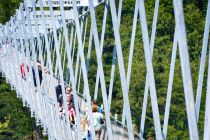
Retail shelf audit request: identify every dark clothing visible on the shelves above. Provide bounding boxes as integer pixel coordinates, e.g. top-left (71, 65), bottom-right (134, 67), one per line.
top-left (32, 67), bottom-right (36, 87)
top-left (55, 84), bottom-right (62, 101)
top-left (32, 67), bottom-right (42, 87)
top-left (38, 69), bottom-right (42, 84)
top-left (58, 94), bottom-right (63, 106)
top-left (70, 94), bottom-right (74, 107)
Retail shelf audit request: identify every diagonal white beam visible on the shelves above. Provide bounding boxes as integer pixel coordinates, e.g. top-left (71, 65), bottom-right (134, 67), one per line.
top-left (109, 0), bottom-right (134, 139)
top-left (173, 0), bottom-right (199, 139)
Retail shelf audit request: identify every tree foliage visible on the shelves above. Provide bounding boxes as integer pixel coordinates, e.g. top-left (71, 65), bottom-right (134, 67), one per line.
top-left (86, 0), bottom-right (208, 139)
top-left (0, 0), bottom-right (22, 24)
top-left (0, 76), bottom-right (39, 139)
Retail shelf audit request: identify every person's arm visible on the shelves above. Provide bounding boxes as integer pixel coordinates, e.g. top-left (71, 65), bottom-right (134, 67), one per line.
top-left (73, 109), bottom-right (76, 122)
top-left (27, 65), bottom-right (29, 72)
top-left (20, 65), bottom-right (23, 76)
top-left (69, 112), bottom-right (73, 121)
top-left (101, 114), bottom-right (104, 124)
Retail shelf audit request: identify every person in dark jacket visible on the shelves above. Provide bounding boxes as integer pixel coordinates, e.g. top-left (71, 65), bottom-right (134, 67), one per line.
top-left (32, 60), bottom-right (43, 87)
top-left (55, 79), bottom-right (62, 102)
top-left (32, 67), bottom-right (37, 87)
top-left (37, 60), bottom-right (42, 84)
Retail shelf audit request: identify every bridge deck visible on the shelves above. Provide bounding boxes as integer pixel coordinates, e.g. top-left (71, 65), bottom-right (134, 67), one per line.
top-left (0, 47), bottom-right (139, 140)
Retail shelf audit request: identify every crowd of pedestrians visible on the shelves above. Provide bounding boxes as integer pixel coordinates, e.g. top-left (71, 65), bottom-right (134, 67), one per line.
top-left (20, 60), bottom-right (43, 86)
top-left (55, 81), bottom-right (104, 140)
top-left (20, 59), bottom-right (105, 139)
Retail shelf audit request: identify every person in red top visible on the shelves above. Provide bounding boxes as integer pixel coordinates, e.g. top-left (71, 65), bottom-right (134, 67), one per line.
top-left (67, 102), bottom-right (76, 124)
top-left (20, 63), bottom-right (29, 80)
top-left (20, 63), bottom-right (26, 80)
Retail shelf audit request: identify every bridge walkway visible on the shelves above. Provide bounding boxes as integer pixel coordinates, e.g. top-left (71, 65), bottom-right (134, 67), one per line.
top-left (0, 46), bottom-right (139, 140)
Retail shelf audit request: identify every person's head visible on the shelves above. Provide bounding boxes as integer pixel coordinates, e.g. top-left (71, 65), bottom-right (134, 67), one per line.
top-left (147, 137), bottom-right (154, 140)
top-left (37, 60), bottom-right (41, 64)
top-left (92, 104), bottom-right (98, 113)
top-left (44, 67), bottom-right (49, 74)
top-left (57, 79), bottom-right (61, 84)
top-left (92, 100), bottom-right (97, 105)
top-left (65, 86), bottom-right (72, 94)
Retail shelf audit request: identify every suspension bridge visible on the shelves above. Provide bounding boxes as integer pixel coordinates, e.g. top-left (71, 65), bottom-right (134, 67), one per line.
top-left (0, 0), bottom-right (210, 139)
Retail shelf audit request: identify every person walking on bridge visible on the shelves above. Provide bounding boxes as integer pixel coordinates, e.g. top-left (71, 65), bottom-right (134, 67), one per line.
top-left (66, 86), bottom-right (74, 106)
top-left (92, 105), bottom-right (104, 140)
